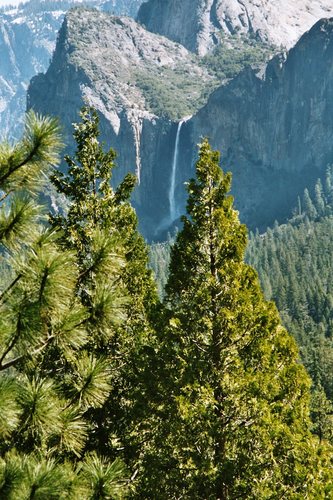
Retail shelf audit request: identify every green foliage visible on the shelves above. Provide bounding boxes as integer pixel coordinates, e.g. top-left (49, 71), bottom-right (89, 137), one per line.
top-left (50, 107), bottom-right (158, 476)
top-left (80, 453), bottom-right (128, 499)
top-left (0, 450), bottom-right (129, 499)
top-left (0, 452), bottom-right (75, 499)
top-left (2, 109), bottom-right (333, 497)
top-left (150, 168), bottom-right (333, 451)
top-left (50, 105), bottom-right (158, 342)
top-left (247, 172), bottom-right (333, 444)
top-left (311, 386), bottom-right (333, 443)
top-left (304, 167), bottom-right (333, 219)
top-left (135, 35), bottom-right (273, 120)
top-left (201, 34), bottom-right (274, 81)
top-left (135, 67), bottom-right (215, 120)
top-left (0, 110), bottom-right (62, 195)
top-left (138, 139), bottom-right (333, 498)
top-left (0, 111), bottom-right (128, 497)
top-left (149, 239), bottom-right (172, 297)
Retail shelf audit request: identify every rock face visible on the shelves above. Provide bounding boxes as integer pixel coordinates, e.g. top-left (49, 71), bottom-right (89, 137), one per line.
top-left (0, 0), bottom-right (143, 139)
top-left (100, 0), bottom-right (143, 16)
top-left (137, 0), bottom-right (333, 55)
top-left (175, 18), bottom-right (333, 230)
top-left (27, 8), bottom-right (213, 239)
top-left (27, 7), bottom-right (333, 239)
top-left (0, 4), bottom-right (62, 138)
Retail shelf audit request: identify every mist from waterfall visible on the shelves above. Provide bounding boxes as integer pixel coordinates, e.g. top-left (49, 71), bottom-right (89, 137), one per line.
top-left (168, 116), bottom-right (192, 224)
top-left (168, 120), bottom-right (183, 223)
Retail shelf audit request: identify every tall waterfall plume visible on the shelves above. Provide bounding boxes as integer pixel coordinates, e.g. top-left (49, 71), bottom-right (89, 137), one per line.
top-left (168, 116), bottom-right (191, 224)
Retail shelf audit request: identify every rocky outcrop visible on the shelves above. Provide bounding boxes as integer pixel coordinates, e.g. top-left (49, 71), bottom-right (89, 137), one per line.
top-left (28, 7), bottom-right (333, 239)
top-left (137, 0), bottom-right (333, 55)
top-left (0, 6), bottom-right (62, 138)
top-left (100, 0), bottom-right (143, 17)
top-left (0, 0), bottom-right (144, 139)
top-left (27, 8), bottom-right (213, 239)
top-left (176, 18), bottom-right (333, 230)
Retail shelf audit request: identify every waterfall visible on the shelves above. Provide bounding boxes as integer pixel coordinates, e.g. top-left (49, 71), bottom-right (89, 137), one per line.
top-left (169, 117), bottom-right (188, 223)
top-left (129, 112), bottom-right (143, 185)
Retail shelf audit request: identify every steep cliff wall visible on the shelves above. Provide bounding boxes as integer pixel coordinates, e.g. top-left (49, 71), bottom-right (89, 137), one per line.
top-left (138, 0), bottom-right (333, 55)
top-left (28, 7), bottom-right (333, 239)
top-left (27, 8), bottom-right (213, 239)
top-left (179, 18), bottom-right (333, 230)
top-left (0, 6), bottom-right (63, 138)
top-left (0, 0), bottom-right (144, 139)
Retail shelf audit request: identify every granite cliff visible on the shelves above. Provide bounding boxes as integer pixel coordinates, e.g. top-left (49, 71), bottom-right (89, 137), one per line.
top-left (27, 7), bottom-right (333, 239)
top-left (137, 0), bottom-right (333, 55)
top-left (174, 18), bottom-right (333, 231)
top-left (0, 3), bottom-right (62, 138)
top-left (0, 0), bottom-right (143, 139)
top-left (27, 8), bottom-right (214, 238)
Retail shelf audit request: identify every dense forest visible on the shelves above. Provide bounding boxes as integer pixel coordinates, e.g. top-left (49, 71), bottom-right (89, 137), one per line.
top-left (0, 109), bottom-right (332, 498)
top-left (247, 170), bottom-right (333, 443)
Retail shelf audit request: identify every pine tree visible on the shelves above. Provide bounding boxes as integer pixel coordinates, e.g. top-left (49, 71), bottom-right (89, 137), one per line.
top-left (0, 112), bottom-right (128, 497)
top-left (139, 139), bottom-right (333, 498)
top-left (311, 385), bottom-right (333, 443)
top-left (314, 178), bottom-right (326, 217)
top-left (303, 187), bottom-right (317, 219)
top-left (50, 107), bottom-right (158, 467)
top-left (325, 165), bottom-right (333, 213)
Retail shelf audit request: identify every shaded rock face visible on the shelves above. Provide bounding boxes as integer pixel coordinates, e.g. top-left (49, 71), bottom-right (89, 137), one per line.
top-left (100, 0), bottom-right (143, 17)
top-left (137, 0), bottom-right (333, 55)
top-left (0, 0), bottom-right (144, 139)
top-left (178, 18), bottom-right (333, 230)
top-left (27, 7), bottom-right (333, 239)
top-left (27, 9), bottom-right (212, 240)
top-left (0, 7), bottom-right (63, 138)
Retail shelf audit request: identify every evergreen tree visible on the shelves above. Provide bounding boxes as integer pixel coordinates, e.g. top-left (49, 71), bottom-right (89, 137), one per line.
top-left (139, 140), bottom-right (332, 498)
top-left (325, 165), bottom-right (333, 211)
top-left (247, 208), bottom-right (333, 407)
top-left (149, 238), bottom-right (173, 297)
top-left (314, 178), bottom-right (326, 217)
top-left (0, 112), bottom-right (128, 497)
top-left (50, 107), bottom-right (158, 467)
top-left (311, 385), bottom-right (333, 443)
top-left (303, 187), bottom-right (317, 219)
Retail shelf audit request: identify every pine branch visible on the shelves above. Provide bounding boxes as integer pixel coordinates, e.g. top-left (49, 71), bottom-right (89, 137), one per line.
top-left (0, 334), bottom-right (55, 371)
top-left (0, 330), bottom-right (21, 367)
top-left (0, 190), bottom-right (12, 203)
top-left (0, 139), bottom-right (41, 186)
top-left (0, 312), bottom-right (87, 372)
top-left (0, 273), bottom-right (22, 304)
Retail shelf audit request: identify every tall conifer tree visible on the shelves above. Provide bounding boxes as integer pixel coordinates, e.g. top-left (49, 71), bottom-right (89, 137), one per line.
top-left (50, 107), bottom-right (158, 466)
top-left (0, 112), bottom-right (128, 497)
top-left (138, 139), bottom-right (332, 498)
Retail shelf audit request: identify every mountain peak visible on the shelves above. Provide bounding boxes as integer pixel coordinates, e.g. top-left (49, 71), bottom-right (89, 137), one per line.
top-left (138, 0), bottom-right (333, 55)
